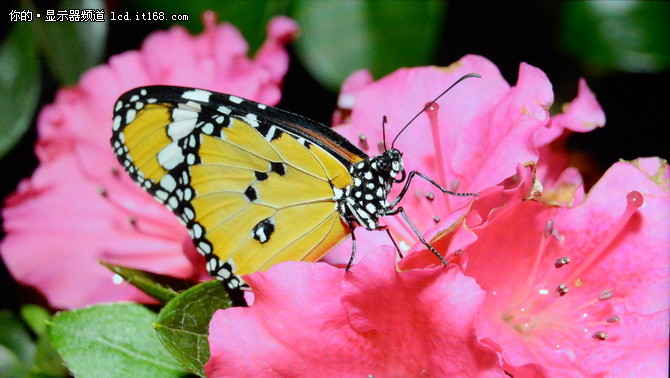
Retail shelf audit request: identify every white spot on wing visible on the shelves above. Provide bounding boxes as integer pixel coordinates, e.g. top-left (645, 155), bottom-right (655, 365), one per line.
top-left (168, 109), bottom-right (197, 140)
top-left (199, 241), bottom-right (211, 254)
top-left (229, 95), bottom-right (243, 104)
top-left (245, 113), bottom-right (259, 127)
top-left (125, 109), bottom-right (136, 124)
top-left (201, 123), bottom-right (214, 135)
top-left (113, 115), bottom-right (122, 130)
top-left (160, 174), bottom-right (177, 192)
top-left (182, 89), bottom-right (211, 103)
top-left (157, 142), bottom-right (185, 170)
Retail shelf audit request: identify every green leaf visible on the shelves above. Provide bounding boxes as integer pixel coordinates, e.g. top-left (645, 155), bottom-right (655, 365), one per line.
top-left (129, 0), bottom-right (288, 54)
top-left (0, 311), bottom-right (36, 377)
top-left (0, 21), bottom-right (40, 160)
top-left (292, 0), bottom-right (447, 90)
top-left (48, 303), bottom-right (188, 377)
top-left (19, 305), bottom-right (69, 377)
top-left (561, 1), bottom-right (670, 73)
top-left (31, 0), bottom-right (108, 84)
top-left (155, 280), bottom-right (234, 377)
top-left (20, 305), bottom-right (51, 337)
top-left (101, 262), bottom-right (179, 303)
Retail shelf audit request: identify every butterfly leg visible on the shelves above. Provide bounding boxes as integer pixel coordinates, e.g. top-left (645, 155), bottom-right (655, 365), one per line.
top-left (345, 224), bottom-right (404, 271)
top-left (390, 170), bottom-right (477, 208)
top-left (345, 220), bottom-right (357, 272)
top-left (379, 225), bottom-right (404, 259)
top-left (386, 206), bottom-right (449, 265)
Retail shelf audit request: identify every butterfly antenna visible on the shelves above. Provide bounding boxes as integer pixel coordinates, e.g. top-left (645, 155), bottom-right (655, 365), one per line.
top-left (390, 73), bottom-right (481, 150)
top-left (381, 115), bottom-right (389, 152)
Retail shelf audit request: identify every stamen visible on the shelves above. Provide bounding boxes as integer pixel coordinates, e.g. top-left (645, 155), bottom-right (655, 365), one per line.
top-left (433, 216), bottom-right (441, 223)
top-left (97, 186), bottom-right (108, 197)
top-left (556, 284), bottom-right (569, 296)
top-left (544, 220), bottom-right (554, 238)
top-left (425, 191), bottom-right (435, 201)
top-left (554, 257), bottom-right (571, 268)
top-left (202, 10), bottom-right (218, 32)
top-left (517, 223), bottom-right (554, 302)
top-left (111, 166), bottom-right (120, 177)
top-left (543, 220), bottom-right (564, 241)
top-left (565, 191), bottom-right (644, 284)
top-left (606, 315), bottom-right (620, 323)
top-left (626, 191), bottom-right (643, 207)
top-left (592, 331), bottom-right (608, 341)
top-left (358, 133), bottom-right (369, 150)
top-left (450, 179), bottom-right (460, 192)
top-left (598, 289), bottom-right (614, 301)
top-left (551, 228), bottom-right (564, 241)
top-left (129, 215), bottom-right (137, 227)
top-left (425, 102), bottom-right (447, 186)
top-left (377, 141), bottom-right (386, 154)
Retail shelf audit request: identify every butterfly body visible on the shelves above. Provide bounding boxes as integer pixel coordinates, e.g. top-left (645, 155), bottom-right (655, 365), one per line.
top-left (339, 149), bottom-right (404, 230)
top-left (112, 86), bottom-right (407, 289)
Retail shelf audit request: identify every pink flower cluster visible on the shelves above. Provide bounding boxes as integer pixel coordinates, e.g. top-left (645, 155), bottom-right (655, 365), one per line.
top-left (206, 57), bottom-right (670, 376)
top-left (1, 14), bottom-right (299, 309)
top-left (1, 16), bottom-right (667, 376)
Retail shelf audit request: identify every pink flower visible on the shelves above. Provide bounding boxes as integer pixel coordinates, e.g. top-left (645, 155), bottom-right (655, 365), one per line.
top-left (205, 54), bottom-right (668, 376)
top-left (1, 15), bottom-right (298, 309)
top-left (324, 55), bottom-right (603, 267)
top-left (462, 159), bottom-right (670, 376)
top-left (206, 247), bottom-right (504, 377)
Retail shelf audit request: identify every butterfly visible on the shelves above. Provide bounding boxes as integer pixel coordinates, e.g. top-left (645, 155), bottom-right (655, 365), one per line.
top-left (111, 74), bottom-right (479, 291)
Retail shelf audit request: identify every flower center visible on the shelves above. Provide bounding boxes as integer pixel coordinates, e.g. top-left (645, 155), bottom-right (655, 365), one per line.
top-left (500, 191), bottom-right (643, 346)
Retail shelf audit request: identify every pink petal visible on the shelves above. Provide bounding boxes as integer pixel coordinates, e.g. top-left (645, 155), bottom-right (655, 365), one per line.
top-left (462, 160), bottom-right (669, 376)
top-left (551, 79), bottom-right (606, 134)
top-left (206, 248), bottom-right (503, 376)
top-left (535, 79), bottom-right (605, 190)
top-left (2, 154), bottom-right (191, 309)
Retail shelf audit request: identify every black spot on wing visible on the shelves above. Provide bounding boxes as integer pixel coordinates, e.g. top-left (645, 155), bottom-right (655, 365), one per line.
top-left (244, 186), bottom-right (257, 202)
top-left (255, 171), bottom-right (269, 181)
top-left (255, 123), bottom-right (283, 141)
top-left (270, 162), bottom-right (285, 176)
top-left (252, 218), bottom-right (275, 244)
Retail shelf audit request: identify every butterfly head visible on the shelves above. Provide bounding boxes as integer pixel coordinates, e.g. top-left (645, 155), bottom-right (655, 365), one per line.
top-left (373, 148), bottom-right (405, 183)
